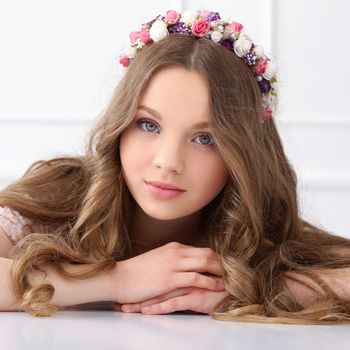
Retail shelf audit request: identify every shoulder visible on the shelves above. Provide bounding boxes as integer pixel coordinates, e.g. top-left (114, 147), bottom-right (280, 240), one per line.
top-left (0, 206), bottom-right (31, 243)
top-left (0, 225), bottom-right (15, 257)
top-left (0, 206), bottom-right (53, 244)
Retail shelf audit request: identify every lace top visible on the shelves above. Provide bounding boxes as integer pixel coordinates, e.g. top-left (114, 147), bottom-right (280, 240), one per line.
top-left (0, 206), bottom-right (53, 244)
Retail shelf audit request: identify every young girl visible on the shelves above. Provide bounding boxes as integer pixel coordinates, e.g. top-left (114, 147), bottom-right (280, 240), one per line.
top-left (1, 8), bottom-right (350, 324)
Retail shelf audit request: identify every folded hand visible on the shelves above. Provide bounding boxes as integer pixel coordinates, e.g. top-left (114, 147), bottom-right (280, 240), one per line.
top-left (116, 285), bottom-right (229, 315)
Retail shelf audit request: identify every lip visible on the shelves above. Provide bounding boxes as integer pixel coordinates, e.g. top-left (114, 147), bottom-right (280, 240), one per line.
top-left (145, 182), bottom-right (186, 200)
top-left (145, 180), bottom-right (185, 191)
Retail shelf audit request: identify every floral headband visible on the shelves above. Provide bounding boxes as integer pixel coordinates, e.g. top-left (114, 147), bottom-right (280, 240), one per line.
top-left (118, 9), bottom-right (277, 121)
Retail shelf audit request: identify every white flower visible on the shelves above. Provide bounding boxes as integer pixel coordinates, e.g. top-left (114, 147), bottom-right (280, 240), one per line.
top-left (233, 33), bottom-right (252, 57)
top-left (252, 45), bottom-right (264, 59)
top-left (210, 31), bottom-right (223, 43)
top-left (240, 32), bottom-right (252, 41)
top-left (180, 10), bottom-right (198, 26)
top-left (135, 38), bottom-right (144, 49)
top-left (262, 60), bottom-right (277, 80)
top-left (210, 20), bottom-right (220, 28)
top-left (149, 20), bottom-right (169, 42)
top-left (262, 93), bottom-right (276, 112)
top-left (125, 45), bottom-right (137, 58)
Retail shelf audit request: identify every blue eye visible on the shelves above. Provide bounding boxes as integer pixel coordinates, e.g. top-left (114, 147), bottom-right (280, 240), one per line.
top-left (194, 134), bottom-right (214, 146)
top-left (136, 118), bottom-right (214, 147)
top-left (136, 119), bottom-right (159, 133)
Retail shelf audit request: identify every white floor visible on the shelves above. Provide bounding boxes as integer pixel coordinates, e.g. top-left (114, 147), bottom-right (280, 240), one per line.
top-left (1, 302), bottom-right (350, 350)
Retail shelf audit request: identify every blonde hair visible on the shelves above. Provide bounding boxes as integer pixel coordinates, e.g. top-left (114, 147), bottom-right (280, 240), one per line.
top-left (2, 35), bottom-right (350, 323)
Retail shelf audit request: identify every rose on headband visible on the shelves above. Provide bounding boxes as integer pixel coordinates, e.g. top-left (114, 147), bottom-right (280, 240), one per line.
top-left (164, 10), bottom-right (180, 25)
top-left (129, 31), bottom-right (140, 44)
top-left (140, 27), bottom-right (152, 44)
top-left (253, 45), bottom-right (265, 59)
top-left (262, 61), bottom-right (277, 80)
top-left (119, 54), bottom-right (131, 68)
top-left (149, 19), bottom-right (169, 42)
top-left (253, 59), bottom-right (267, 75)
top-left (211, 30), bottom-right (223, 43)
top-left (200, 10), bottom-right (210, 18)
top-left (226, 21), bottom-right (243, 33)
top-left (180, 10), bottom-right (198, 25)
top-left (191, 18), bottom-right (211, 37)
top-left (233, 34), bottom-right (252, 57)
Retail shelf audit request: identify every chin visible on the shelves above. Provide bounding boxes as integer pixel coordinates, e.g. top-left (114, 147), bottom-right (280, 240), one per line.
top-left (137, 201), bottom-right (183, 220)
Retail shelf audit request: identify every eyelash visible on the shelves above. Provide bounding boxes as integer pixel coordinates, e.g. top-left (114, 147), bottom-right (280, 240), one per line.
top-left (135, 118), bottom-right (214, 147)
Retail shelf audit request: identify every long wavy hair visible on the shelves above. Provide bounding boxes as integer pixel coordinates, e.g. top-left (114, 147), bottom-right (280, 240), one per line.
top-left (2, 34), bottom-right (350, 323)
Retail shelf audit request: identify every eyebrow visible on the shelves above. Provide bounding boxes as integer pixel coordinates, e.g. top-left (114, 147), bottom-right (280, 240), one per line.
top-left (138, 105), bottom-right (212, 129)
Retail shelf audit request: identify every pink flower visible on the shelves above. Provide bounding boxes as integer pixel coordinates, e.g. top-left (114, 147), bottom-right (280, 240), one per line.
top-left (263, 108), bottom-right (273, 120)
top-left (191, 18), bottom-right (210, 37)
top-left (164, 10), bottom-right (180, 24)
top-left (226, 21), bottom-right (243, 33)
top-left (119, 54), bottom-right (130, 68)
top-left (200, 10), bottom-right (210, 19)
top-left (253, 59), bottom-right (267, 74)
top-left (129, 31), bottom-right (140, 44)
top-left (140, 27), bottom-right (152, 44)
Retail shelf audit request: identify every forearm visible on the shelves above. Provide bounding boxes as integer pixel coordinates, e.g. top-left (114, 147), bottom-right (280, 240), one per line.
top-left (0, 257), bottom-right (115, 311)
top-left (285, 267), bottom-right (350, 308)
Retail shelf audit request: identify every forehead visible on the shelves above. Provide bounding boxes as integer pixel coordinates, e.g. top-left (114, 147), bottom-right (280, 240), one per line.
top-left (139, 66), bottom-right (212, 118)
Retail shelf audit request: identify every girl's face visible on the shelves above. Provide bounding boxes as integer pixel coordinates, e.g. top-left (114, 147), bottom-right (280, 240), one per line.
top-left (119, 66), bottom-right (229, 220)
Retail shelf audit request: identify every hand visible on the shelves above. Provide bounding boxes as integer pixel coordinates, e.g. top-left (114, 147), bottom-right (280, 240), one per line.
top-left (111, 241), bottom-right (226, 304)
top-left (117, 285), bottom-right (229, 315)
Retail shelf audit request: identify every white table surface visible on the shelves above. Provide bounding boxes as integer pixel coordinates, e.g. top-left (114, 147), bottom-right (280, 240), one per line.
top-left (1, 302), bottom-right (349, 350)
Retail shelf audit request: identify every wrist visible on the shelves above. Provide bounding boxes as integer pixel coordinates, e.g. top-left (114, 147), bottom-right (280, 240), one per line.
top-left (107, 260), bottom-right (124, 303)
top-left (27, 262), bottom-right (119, 307)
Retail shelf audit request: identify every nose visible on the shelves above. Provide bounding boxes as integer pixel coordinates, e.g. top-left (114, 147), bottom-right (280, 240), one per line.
top-left (152, 138), bottom-right (185, 173)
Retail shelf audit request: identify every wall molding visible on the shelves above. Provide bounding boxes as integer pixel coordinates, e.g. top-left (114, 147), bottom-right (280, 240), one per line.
top-left (1, 171), bottom-right (350, 191)
top-left (278, 113), bottom-right (350, 128)
top-left (0, 115), bottom-right (93, 125)
top-left (298, 171), bottom-right (350, 191)
top-left (1, 113), bottom-right (350, 128)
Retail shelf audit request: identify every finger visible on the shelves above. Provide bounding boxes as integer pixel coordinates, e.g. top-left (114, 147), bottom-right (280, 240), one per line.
top-left (121, 288), bottom-right (192, 313)
top-left (181, 248), bottom-right (224, 270)
top-left (175, 256), bottom-right (225, 277)
top-left (141, 294), bottom-right (193, 315)
top-left (165, 243), bottom-right (224, 272)
top-left (165, 242), bottom-right (221, 261)
top-left (180, 246), bottom-right (222, 260)
top-left (141, 287), bottom-right (192, 306)
top-left (113, 303), bottom-right (122, 312)
top-left (175, 272), bottom-right (225, 291)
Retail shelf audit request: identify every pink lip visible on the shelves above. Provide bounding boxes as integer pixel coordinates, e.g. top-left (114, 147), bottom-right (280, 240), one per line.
top-left (146, 181), bottom-right (185, 191)
top-left (145, 182), bottom-right (185, 199)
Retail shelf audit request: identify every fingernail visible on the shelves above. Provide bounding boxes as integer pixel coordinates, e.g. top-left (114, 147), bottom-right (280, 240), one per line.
top-left (142, 306), bottom-right (151, 313)
top-left (122, 305), bottom-right (131, 312)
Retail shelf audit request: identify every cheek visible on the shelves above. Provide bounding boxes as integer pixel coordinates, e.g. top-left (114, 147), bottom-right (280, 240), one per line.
top-left (120, 131), bottom-right (151, 172)
top-left (190, 154), bottom-right (229, 194)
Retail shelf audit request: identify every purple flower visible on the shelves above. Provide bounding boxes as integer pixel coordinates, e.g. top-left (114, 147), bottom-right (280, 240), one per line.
top-left (258, 78), bottom-right (271, 93)
top-left (146, 15), bottom-right (165, 27)
top-left (207, 12), bottom-right (221, 22)
top-left (245, 52), bottom-right (257, 66)
top-left (220, 34), bottom-right (235, 49)
top-left (146, 18), bottom-right (157, 27)
top-left (168, 22), bottom-right (192, 34)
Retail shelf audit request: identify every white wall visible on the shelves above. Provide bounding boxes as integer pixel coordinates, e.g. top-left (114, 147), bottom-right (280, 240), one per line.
top-left (0, 0), bottom-right (349, 237)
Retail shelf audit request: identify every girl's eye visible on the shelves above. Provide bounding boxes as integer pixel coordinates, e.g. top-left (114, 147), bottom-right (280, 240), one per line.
top-left (136, 119), bottom-right (159, 133)
top-left (194, 134), bottom-right (214, 146)
top-left (136, 118), bottom-right (214, 147)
